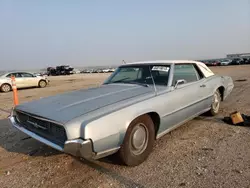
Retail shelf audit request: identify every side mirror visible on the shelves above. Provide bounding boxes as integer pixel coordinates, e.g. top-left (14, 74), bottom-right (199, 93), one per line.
top-left (174, 79), bottom-right (186, 88)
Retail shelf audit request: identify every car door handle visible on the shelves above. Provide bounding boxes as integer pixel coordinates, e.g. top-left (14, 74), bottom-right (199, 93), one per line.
top-left (200, 84), bottom-right (206, 87)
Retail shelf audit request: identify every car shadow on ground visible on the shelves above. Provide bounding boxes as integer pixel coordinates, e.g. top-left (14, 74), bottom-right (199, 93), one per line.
top-left (0, 117), bottom-right (125, 162)
top-left (1, 113), bottom-right (240, 164)
top-left (0, 118), bottom-right (61, 157)
top-left (0, 115), bottom-right (227, 160)
top-left (98, 152), bottom-right (124, 165)
top-left (72, 157), bottom-right (146, 188)
top-left (0, 118), bottom-right (124, 163)
top-left (0, 118), bottom-right (145, 187)
top-left (195, 115), bottom-right (225, 123)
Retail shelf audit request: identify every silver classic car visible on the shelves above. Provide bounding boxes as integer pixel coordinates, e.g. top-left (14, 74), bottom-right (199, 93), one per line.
top-left (9, 60), bottom-right (234, 166)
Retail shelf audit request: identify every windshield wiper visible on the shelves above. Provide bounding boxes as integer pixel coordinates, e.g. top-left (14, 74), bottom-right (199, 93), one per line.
top-left (103, 77), bottom-right (131, 85)
top-left (105, 79), bottom-right (149, 87)
top-left (126, 81), bottom-right (149, 87)
top-left (110, 77), bottom-right (131, 83)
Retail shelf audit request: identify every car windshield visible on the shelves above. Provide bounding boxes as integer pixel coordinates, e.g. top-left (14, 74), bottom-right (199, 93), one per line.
top-left (103, 64), bottom-right (170, 86)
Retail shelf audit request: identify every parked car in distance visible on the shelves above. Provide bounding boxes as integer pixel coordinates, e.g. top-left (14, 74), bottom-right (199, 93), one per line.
top-left (242, 58), bottom-right (250, 64)
top-left (211, 60), bottom-right (221, 66)
top-left (203, 60), bottom-right (220, 66)
top-left (220, 59), bottom-right (232, 66)
top-left (72, 69), bottom-right (81, 74)
top-left (229, 58), bottom-right (242, 65)
top-left (202, 60), bottom-right (210, 66)
top-left (47, 65), bottom-right (74, 76)
top-left (9, 60), bottom-right (234, 166)
top-left (0, 72), bottom-right (49, 92)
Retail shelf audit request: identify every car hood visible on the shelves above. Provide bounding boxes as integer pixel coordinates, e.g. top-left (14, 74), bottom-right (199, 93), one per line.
top-left (15, 84), bottom-right (154, 124)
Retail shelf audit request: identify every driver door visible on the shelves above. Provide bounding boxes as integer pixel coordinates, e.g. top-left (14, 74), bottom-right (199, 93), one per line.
top-left (157, 63), bottom-right (207, 134)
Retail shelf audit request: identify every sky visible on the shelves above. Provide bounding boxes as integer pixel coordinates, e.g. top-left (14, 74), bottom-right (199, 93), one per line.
top-left (0, 0), bottom-right (249, 70)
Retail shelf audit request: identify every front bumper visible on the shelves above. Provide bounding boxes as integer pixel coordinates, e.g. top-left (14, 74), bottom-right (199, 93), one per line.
top-left (8, 116), bottom-right (94, 159)
top-left (45, 78), bottom-right (50, 84)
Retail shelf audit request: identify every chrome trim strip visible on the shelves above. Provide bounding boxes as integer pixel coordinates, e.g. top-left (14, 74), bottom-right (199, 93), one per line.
top-left (58, 85), bottom-right (142, 111)
top-left (156, 108), bottom-right (210, 139)
top-left (94, 147), bottom-right (120, 159)
top-left (161, 96), bottom-right (212, 118)
top-left (9, 116), bottom-right (64, 152)
top-left (64, 139), bottom-right (86, 145)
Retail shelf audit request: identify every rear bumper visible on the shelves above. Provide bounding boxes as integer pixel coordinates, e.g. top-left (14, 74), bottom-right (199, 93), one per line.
top-left (8, 116), bottom-right (94, 159)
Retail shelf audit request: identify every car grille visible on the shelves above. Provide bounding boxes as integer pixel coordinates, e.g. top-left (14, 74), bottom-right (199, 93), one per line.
top-left (15, 111), bottom-right (67, 147)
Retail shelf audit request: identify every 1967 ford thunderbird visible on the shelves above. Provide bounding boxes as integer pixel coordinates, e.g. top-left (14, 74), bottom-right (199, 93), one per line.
top-left (9, 60), bottom-right (234, 166)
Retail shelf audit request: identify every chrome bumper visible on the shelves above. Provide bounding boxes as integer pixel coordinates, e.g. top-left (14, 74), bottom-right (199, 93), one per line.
top-left (8, 116), bottom-right (94, 159)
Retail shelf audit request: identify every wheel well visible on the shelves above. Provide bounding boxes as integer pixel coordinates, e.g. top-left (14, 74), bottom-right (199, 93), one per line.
top-left (39, 79), bottom-right (46, 83)
top-left (147, 112), bottom-right (160, 138)
top-left (1, 83), bottom-right (12, 89)
top-left (38, 79), bottom-right (46, 85)
top-left (218, 86), bottom-right (225, 101)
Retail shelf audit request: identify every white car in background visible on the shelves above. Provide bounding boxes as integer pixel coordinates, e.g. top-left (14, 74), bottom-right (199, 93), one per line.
top-left (73, 69), bottom-right (81, 74)
top-left (102, 69), bottom-right (111, 73)
top-left (220, 59), bottom-right (232, 66)
top-left (0, 72), bottom-right (49, 92)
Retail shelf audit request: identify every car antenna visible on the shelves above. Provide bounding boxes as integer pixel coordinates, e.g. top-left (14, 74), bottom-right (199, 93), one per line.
top-left (122, 60), bottom-right (126, 64)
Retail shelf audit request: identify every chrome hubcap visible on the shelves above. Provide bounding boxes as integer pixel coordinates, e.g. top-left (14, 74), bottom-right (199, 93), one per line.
top-left (130, 123), bottom-right (148, 155)
top-left (2, 85), bottom-right (10, 92)
top-left (212, 92), bottom-right (220, 112)
top-left (40, 81), bottom-right (46, 87)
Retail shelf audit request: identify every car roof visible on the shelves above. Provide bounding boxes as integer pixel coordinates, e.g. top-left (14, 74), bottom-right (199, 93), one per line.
top-left (125, 60), bottom-right (204, 65)
top-left (122, 60), bottom-right (215, 78)
top-left (1, 71), bottom-right (33, 76)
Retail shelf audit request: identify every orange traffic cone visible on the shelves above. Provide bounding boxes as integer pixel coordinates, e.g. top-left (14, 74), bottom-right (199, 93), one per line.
top-left (11, 75), bottom-right (19, 106)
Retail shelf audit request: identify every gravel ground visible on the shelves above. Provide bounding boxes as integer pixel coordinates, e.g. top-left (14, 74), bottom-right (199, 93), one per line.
top-left (0, 66), bottom-right (250, 188)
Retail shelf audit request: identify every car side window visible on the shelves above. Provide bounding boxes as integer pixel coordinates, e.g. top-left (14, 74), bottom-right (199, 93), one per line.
top-left (196, 63), bottom-right (213, 77)
top-left (172, 64), bottom-right (202, 85)
top-left (6, 73), bottom-right (21, 78)
top-left (20, 73), bottom-right (34, 78)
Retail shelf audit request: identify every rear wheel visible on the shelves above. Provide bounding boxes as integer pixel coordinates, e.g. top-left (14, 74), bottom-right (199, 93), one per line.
top-left (208, 89), bottom-right (221, 116)
top-left (38, 80), bottom-right (47, 88)
top-left (118, 114), bottom-right (155, 166)
top-left (1, 84), bottom-right (11, 92)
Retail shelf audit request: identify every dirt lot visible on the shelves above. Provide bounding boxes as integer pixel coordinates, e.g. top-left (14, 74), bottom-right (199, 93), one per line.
top-left (0, 66), bottom-right (250, 188)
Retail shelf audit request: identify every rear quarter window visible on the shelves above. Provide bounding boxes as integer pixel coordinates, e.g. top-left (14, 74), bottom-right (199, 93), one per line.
top-left (197, 63), bottom-right (214, 77)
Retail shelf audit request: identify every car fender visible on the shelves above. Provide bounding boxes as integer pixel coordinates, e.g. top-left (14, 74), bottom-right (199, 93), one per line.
top-left (206, 75), bottom-right (232, 99)
top-left (83, 102), bottom-right (158, 153)
top-left (0, 82), bottom-right (12, 88)
top-left (220, 76), bottom-right (234, 100)
top-left (0, 79), bottom-right (12, 87)
top-left (38, 78), bottom-right (49, 86)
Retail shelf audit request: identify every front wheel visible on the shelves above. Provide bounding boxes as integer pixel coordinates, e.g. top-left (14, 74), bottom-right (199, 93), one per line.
top-left (38, 80), bottom-right (47, 88)
top-left (118, 114), bottom-right (155, 166)
top-left (208, 89), bottom-right (221, 116)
